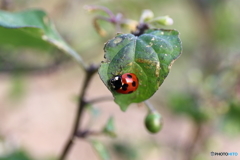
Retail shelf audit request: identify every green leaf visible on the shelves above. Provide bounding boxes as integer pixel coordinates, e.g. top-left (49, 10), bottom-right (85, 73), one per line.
top-left (102, 116), bottom-right (117, 138)
top-left (99, 29), bottom-right (182, 111)
top-left (86, 103), bottom-right (101, 118)
top-left (0, 9), bottom-right (83, 65)
top-left (90, 140), bottom-right (111, 160)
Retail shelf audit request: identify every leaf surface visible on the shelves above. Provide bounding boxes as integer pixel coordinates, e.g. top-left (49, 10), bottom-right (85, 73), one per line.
top-left (99, 29), bottom-right (182, 111)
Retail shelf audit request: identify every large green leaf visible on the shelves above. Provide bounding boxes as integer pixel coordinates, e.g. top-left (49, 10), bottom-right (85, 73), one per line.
top-left (0, 9), bottom-right (83, 64)
top-left (99, 29), bottom-right (182, 111)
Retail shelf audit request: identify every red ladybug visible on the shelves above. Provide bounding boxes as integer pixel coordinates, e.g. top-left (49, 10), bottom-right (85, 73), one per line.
top-left (110, 73), bottom-right (139, 94)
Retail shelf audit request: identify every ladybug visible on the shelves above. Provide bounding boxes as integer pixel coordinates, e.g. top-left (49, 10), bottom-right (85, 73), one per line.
top-left (110, 73), bottom-right (139, 94)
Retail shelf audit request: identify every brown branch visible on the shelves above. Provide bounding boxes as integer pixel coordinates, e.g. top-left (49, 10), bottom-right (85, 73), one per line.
top-left (75, 130), bottom-right (102, 138)
top-left (59, 64), bottom-right (99, 160)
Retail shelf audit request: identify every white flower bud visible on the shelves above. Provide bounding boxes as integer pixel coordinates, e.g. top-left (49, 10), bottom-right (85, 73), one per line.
top-left (140, 9), bottom-right (154, 22)
top-left (150, 16), bottom-right (174, 26)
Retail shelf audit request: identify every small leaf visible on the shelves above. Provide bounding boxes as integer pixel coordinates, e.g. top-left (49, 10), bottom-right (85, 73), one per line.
top-left (99, 29), bottom-right (182, 111)
top-left (102, 116), bottom-right (117, 138)
top-left (0, 9), bottom-right (83, 64)
top-left (86, 103), bottom-right (101, 118)
top-left (90, 140), bottom-right (111, 160)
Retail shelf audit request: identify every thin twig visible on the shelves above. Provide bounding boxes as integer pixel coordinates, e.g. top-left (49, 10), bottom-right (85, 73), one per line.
top-left (75, 130), bottom-right (102, 138)
top-left (84, 5), bottom-right (115, 18)
top-left (59, 64), bottom-right (99, 160)
top-left (87, 96), bottom-right (113, 104)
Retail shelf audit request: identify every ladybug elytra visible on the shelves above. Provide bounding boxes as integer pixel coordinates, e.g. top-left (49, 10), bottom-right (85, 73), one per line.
top-left (110, 73), bottom-right (139, 94)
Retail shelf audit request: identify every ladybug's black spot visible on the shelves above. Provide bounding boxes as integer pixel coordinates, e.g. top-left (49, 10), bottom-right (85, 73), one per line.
top-left (122, 84), bottom-right (129, 91)
top-left (128, 91), bottom-right (133, 94)
top-left (127, 74), bottom-right (132, 78)
top-left (132, 81), bottom-right (136, 87)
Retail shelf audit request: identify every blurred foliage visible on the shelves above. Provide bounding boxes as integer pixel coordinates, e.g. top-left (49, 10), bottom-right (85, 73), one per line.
top-left (163, 0), bottom-right (240, 134)
top-left (0, 150), bottom-right (34, 160)
top-left (102, 117), bottom-right (117, 138)
top-left (221, 100), bottom-right (240, 136)
top-left (111, 142), bottom-right (138, 160)
top-left (110, 140), bottom-right (160, 160)
top-left (212, 2), bottom-right (240, 46)
top-left (0, 47), bottom-right (67, 72)
top-left (86, 103), bottom-right (101, 118)
top-left (0, 149), bottom-right (56, 160)
top-left (168, 92), bottom-right (211, 123)
top-left (8, 73), bottom-right (26, 101)
top-left (90, 140), bottom-right (111, 160)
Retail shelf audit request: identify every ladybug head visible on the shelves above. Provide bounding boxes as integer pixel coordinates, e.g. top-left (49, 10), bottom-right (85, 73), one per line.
top-left (110, 75), bottom-right (122, 90)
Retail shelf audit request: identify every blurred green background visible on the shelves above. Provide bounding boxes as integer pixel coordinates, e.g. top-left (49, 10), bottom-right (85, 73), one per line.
top-left (0, 0), bottom-right (240, 160)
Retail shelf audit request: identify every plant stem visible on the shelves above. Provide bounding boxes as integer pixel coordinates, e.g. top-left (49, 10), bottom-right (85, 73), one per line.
top-left (75, 130), bottom-right (102, 138)
top-left (59, 64), bottom-right (98, 160)
top-left (144, 100), bottom-right (156, 112)
top-left (84, 5), bottom-right (115, 18)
